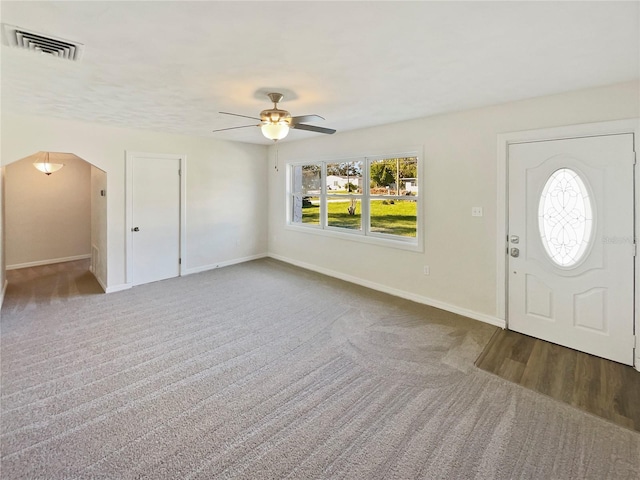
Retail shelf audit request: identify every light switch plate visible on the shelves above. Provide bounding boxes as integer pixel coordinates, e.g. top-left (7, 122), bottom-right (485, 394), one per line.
top-left (472, 207), bottom-right (483, 217)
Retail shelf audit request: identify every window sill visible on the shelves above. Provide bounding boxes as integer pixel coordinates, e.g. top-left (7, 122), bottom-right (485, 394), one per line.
top-left (284, 223), bottom-right (424, 253)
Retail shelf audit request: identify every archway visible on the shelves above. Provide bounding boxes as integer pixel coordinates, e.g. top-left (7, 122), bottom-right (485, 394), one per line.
top-left (1, 151), bottom-right (107, 305)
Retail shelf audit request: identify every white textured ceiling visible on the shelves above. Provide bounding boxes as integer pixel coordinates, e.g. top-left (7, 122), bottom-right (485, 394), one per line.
top-left (1, 1), bottom-right (638, 145)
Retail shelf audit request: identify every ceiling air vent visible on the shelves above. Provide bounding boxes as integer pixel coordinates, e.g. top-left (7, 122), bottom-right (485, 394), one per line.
top-left (1, 24), bottom-right (84, 61)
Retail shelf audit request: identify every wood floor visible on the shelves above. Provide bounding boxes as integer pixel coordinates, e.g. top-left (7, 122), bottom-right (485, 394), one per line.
top-left (476, 328), bottom-right (640, 432)
top-left (2, 259), bottom-right (102, 313)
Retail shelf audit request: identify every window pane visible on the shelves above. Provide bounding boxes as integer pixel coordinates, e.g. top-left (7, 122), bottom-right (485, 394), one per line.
top-left (328, 197), bottom-right (361, 230)
top-left (292, 195), bottom-right (320, 225)
top-left (292, 164), bottom-right (322, 195)
top-left (370, 157), bottom-right (418, 196)
top-left (369, 199), bottom-right (417, 237)
top-left (326, 161), bottom-right (363, 194)
top-left (399, 157), bottom-right (418, 196)
top-left (538, 168), bottom-right (593, 267)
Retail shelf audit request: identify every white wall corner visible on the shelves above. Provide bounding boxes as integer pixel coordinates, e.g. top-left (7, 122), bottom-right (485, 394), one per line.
top-left (268, 253), bottom-right (505, 329)
top-left (0, 279), bottom-right (8, 312)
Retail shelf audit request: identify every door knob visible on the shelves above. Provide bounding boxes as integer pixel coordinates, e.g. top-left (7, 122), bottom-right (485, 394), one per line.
top-left (132, 227), bottom-right (139, 232)
top-left (510, 247), bottom-right (519, 258)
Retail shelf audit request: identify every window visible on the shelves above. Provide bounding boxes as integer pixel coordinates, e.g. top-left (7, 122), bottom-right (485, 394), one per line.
top-left (538, 168), bottom-right (593, 267)
top-left (289, 153), bottom-right (419, 248)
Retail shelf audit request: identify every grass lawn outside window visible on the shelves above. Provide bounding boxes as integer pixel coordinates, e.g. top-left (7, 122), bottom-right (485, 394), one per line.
top-left (302, 199), bottom-right (417, 237)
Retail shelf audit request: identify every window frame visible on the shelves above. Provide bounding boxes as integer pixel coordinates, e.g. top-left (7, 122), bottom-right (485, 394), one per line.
top-left (286, 152), bottom-right (422, 252)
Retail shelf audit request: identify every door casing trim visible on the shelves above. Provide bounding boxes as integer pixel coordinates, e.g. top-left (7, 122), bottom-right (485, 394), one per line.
top-left (496, 118), bottom-right (640, 370)
top-left (125, 151), bottom-right (187, 286)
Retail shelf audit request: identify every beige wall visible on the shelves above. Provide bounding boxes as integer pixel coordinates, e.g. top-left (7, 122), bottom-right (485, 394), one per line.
top-left (267, 81), bottom-right (640, 324)
top-left (0, 116), bottom-right (268, 289)
top-left (5, 154), bottom-right (91, 267)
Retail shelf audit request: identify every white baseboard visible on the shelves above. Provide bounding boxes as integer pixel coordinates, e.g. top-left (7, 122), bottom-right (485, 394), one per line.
top-left (268, 253), bottom-right (505, 329)
top-left (104, 253), bottom-right (267, 293)
top-left (7, 254), bottom-right (92, 270)
top-left (182, 253), bottom-right (268, 276)
top-left (105, 283), bottom-right (132, 294)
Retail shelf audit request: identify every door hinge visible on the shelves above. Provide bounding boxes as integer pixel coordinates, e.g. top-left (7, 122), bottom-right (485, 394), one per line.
top-left (179, 258), bottom-right (182, 265)
top-left (178, 169), bottom-right (181, 176)
top-left (633, 243), bottom-right (637, 257)
top-left (633, 151), bottom-right (637, 165)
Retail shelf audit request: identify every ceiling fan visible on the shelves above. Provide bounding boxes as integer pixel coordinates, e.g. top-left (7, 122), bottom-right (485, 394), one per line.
top-left (213, 92), bottom-right (336, 141)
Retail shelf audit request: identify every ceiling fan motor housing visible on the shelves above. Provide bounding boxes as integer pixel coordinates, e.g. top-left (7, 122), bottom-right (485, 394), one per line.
top-left (260, 107), bottom-right (291, 124)
top-left (261, 93), bottom-right (291, 124)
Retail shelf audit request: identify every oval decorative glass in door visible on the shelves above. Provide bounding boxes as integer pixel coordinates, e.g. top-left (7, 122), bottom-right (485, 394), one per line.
top-left (538, 168), bottom-right (593, 267)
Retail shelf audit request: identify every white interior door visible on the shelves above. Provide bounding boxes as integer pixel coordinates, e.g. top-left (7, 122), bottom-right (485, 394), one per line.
top-left (131, 155), bottom-right (181, 286)
top-left (508, 134), bottom-right (635, 365)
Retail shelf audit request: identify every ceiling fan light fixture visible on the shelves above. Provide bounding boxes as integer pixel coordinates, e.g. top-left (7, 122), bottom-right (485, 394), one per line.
top-left (33, 152), bottom-right (64, 175)
top-left (261, 121), bottom-right (289, 141)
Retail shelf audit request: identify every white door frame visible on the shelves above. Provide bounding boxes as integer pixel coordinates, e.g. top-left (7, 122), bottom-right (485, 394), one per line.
top-left (496, 118), bottom-right (640, 370)
top-left (125, 151), bottom-right (187, 286)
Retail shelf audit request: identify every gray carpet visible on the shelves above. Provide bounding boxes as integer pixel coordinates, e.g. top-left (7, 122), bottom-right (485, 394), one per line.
top-left (1, 259), bottom-right (639, 479)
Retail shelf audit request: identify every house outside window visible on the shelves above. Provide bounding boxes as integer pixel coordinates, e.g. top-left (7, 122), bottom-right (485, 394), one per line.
top-left (288, 153), bottom-right (420, 250)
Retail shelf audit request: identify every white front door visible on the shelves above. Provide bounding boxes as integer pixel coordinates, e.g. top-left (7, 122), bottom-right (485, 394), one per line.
top-left (131, 155), bottom-right (181, 286)
top-left (508, 134), bottom-right (635, 365)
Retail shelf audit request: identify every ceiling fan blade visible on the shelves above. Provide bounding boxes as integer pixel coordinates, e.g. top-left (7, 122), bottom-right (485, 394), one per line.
top-left (291, 123), bottom-right (336, 135)
top-left (219, 112), bottom-right (262, 121)
top-left (290, 114), bottom-right (325, 125)
top-left (212, 124), bottom-right (258, 133)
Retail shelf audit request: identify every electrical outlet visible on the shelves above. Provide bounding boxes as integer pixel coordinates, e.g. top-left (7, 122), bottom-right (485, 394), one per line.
top-left (423, 265), bottom-right (430, 275)
top-left (472, 207), bottom-right (483, 217)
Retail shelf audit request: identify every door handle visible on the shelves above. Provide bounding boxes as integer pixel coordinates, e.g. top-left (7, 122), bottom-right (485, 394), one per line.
top-left (510, 247), bottom-right (519, 258)
top-left (510, 235), bottom-right (519, 244)
top-left (132, 227), bottom-right (140, 232)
